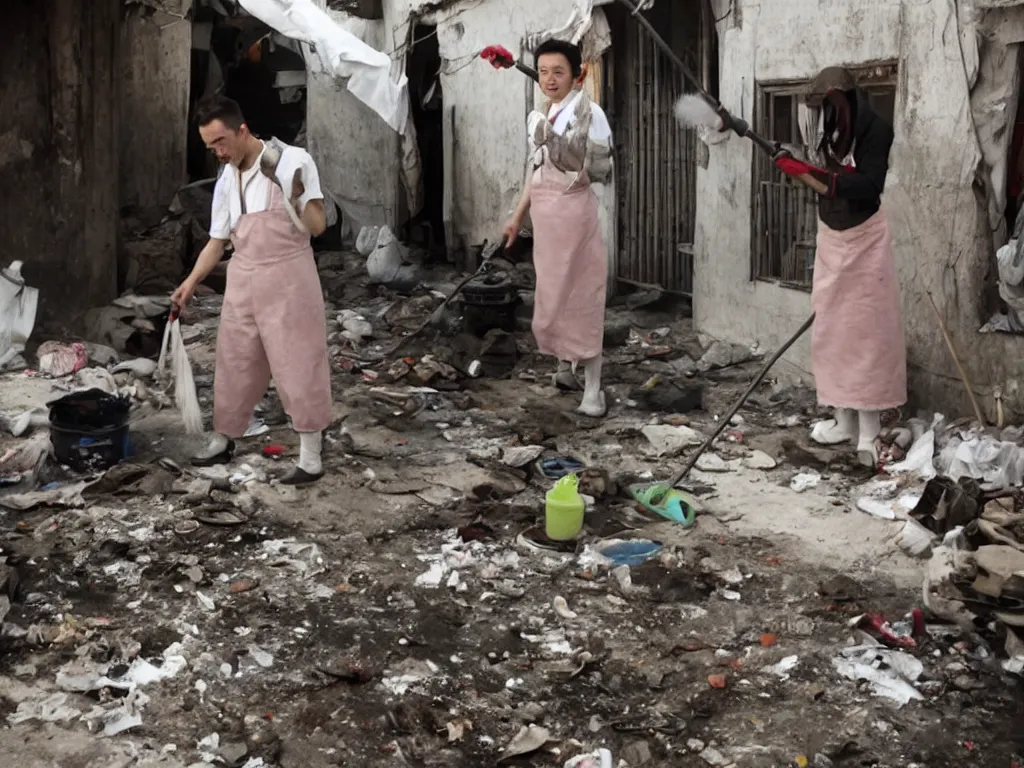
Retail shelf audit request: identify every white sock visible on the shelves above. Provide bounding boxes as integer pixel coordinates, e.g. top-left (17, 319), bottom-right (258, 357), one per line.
top-left (197, 433), bottom-right (230, 459)
top-left (810, 407), bottom-right (856, 445)
top-left (857, 410), bottom-right (881, 467)
top-left (578, 356), bottom-right (605, 414)
top-left (297, 431), bottom-right (323, 474)
top-left (835, 407), bottom-right (856, 436)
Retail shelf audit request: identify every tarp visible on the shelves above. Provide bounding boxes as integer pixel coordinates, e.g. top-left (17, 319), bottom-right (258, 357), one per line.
top-left (238, 0), bottom-right (409, 133)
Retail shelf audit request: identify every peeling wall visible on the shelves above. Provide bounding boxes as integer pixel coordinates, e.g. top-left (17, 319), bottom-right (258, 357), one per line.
top-left (306, 5), bottom-right (401, 234)
top-left (409, 0), bottom-right (591, 246)
top-left (695, 0), bottom-right (1024, 421)
top-left (120, 4), bottom-right (192, 216)
top-left (307, 0), bottom-right (594, 247)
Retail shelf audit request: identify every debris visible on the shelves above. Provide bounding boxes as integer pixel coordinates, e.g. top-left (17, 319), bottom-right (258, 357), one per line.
top-left (381, 658), bottom-right (439, 696)
top-left (564, 749), bottom-right (613, 768)
top-left (0, 260), bottom-right (38, 370)
top-left (37, 341), bottom-right (89, 377)
top-left (587, 539), bottom-right (663, 568)
top-left (500, 725), bottom-right (551, 761)
top-left (699, 746), bottom-right (730, 765)
top-left (536, 455), bottom-right (585, 480)
top-left (631, 377), bottom-right (705, 414)
top-left (895, 519), bottom-right (938, 558)
top-left (744, 450), bottom-right (777, 470)
top-left (832, 645), bottom-right (924, 707)
top-left (707, 673), bottom-right (727, 689)
top-left (766, 655), bottom-right (800, 677)
top-left (248, 645), bottom-right (274, 668)
top-left (856, 497), bottom-right (899, 520)
top-left (621, 740), bottom-right (653, 765)
top-left (553, 596), bottom-right (577, 620)
top-left (790, 472), bottom-right (821, 493)
top-left (641, 424), bottom-right (702, 455)
top-left (503, 445), bottom-right (545, 468)
top-left (446, 718), bottom-right (473, 743)
top-left (696, 453), bottom-right (732, 472)
top-left (697, 341), bottom-right (758, 372)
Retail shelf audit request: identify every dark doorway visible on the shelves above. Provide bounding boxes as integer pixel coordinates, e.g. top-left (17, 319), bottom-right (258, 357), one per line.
top-left (187, 7), bottom-right (307, 182)
top-left (405, 22), bottom-right (446, 258)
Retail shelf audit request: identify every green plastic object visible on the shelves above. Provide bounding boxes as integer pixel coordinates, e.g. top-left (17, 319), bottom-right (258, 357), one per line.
top-left (545, 473), bottom-right (585, 541)
top-left (628, 482), bottom-right (698, 527)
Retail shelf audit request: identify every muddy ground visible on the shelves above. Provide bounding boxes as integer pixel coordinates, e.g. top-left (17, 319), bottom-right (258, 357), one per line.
top-left (1, 252), bottom-right (1022, 768)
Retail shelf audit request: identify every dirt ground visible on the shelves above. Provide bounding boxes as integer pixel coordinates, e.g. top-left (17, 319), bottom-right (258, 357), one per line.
top-left (1, 252), bottom-right (1022, 768)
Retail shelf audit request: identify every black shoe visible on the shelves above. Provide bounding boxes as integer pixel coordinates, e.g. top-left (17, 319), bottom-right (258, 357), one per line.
top-left (279, 466), bottom-right (324, 485)
top-left (190, 439), bottom-right (235, 467)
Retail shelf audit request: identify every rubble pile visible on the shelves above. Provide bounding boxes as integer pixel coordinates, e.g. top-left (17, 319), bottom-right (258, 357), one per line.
top-left (0, 255), bottom-right (1022, 766)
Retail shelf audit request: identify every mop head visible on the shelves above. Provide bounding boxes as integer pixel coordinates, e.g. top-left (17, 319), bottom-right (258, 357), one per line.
top-left (161, 317), bottom-right (203, 435)
top-left (674, 93), bottom-right (723, 130)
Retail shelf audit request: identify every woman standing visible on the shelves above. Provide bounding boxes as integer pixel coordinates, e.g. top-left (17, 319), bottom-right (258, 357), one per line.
top-left (503, 39), bottom-right (613, 418)
top-left (774, 67), bottom-right (906, 467)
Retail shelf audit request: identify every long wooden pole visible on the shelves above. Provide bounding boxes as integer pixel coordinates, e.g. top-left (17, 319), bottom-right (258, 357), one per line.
top-left (669, 313), bottom-right (816, 487)
top-left (925, 290), bottom-right (985, 424)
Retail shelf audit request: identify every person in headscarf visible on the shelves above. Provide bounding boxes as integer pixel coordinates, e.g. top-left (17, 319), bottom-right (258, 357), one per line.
top-left (773, 67), bottom-right (906, 467)
top-left (502, 39), bottom-right (613, 417)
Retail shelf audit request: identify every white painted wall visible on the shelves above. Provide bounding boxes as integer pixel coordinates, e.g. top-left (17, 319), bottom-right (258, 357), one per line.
top-left (308, 0), bottom-right (593, 247)
top-left (306, 7), bottom-right (401, 235)
top-left (695, 0), bottom-right (1024, 419)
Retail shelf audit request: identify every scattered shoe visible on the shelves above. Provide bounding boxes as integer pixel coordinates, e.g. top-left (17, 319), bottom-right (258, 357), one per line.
top-left (279, 467), bottom-right (324, 485)
top-left (191, 439), bottom-right (235, 467)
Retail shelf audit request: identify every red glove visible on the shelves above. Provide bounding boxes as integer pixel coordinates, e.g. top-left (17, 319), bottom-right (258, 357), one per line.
top-left (480, 45), bottom-right (514, 69)
top-left (774, 156), bottom-right (823, 177)
top-left (774, 156), bottom-right (837, 197)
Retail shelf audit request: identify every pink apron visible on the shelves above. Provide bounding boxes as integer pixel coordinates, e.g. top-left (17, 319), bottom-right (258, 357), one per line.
top-left (811, 209), bottom-right (907, 411)
top-left (213, 179), bottom-right (332, 438)
top-left (530, 157), bottom-right (607, 362)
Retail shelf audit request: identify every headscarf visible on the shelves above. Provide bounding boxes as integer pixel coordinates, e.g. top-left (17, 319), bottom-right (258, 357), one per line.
top-left (808, 67), bottom-right (858, 164)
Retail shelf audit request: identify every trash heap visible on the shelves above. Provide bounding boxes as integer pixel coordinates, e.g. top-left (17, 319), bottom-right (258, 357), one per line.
top-left (851, 413), bottom-right (1024, 676)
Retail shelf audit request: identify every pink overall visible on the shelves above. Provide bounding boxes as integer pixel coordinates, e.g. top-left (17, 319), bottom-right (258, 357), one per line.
top-left (530, 158), bottom-right (607, 362)
top-left (811, 210), bottom-right (907, 411)
top-left (213, 182), bottom-right (332, 438)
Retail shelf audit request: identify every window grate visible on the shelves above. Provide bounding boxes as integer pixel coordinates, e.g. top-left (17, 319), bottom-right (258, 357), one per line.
top-left (750, 66), bottom-right (898, 290)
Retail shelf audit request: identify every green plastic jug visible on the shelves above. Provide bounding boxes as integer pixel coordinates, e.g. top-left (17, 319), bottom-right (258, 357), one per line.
top-left (545, 473), bottom-right (585, 541)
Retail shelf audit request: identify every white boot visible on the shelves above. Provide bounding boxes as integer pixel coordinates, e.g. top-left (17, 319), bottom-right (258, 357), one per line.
top-left (857, 410), bottom-right (881, 468)
top-left (191, 433), bottom-right (234, 467)
top-left (577, 356), bottom-right (607, 417)
top-left (810, 407), bottom-right (856, 445)
top-left (281, 430), bottom-right (324, 484)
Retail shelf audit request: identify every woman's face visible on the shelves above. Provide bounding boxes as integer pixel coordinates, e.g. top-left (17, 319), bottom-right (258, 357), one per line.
top-left (538, 52), bottom-right (575, 102)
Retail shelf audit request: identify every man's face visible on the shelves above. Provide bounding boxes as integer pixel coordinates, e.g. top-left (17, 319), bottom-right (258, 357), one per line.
top-left (538, 52), bottom-right (575, 103)
top-left (199, 119), bottom-right (247, 166)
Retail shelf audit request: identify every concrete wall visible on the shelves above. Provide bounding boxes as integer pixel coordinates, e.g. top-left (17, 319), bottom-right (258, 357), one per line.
top-left (411, 0), bottom-right (585, 245)
top-left (119, 4), bottom-right (192, 217)
top-left (694, 0), bottom-right (1024, 421)
top-left (0, 0), bottom-right (121, 323)
top-left (306, 6), bottom-right (401, 234)
top-left (308, 0), bottom-right (585, 246)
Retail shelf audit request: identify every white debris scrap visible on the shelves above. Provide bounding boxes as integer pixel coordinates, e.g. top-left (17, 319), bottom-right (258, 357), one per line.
top-left (832, 645), bottom-right (924, 707)
top-left (790, 472), bottom-right (821, 493)
top-left (237, 0), bottom-right (408, 132)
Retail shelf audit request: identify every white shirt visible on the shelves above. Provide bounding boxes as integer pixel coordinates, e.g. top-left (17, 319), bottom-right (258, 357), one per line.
top-left (209, 142), bottom-right (323, 240)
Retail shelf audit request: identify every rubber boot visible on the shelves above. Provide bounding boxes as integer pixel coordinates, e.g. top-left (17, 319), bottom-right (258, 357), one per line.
top-left (810, 407), bottom-right (856, 445)
top-left (857, 410), bottom-right (881, 468)
top-left (577, 356), bottom-right (607, 417)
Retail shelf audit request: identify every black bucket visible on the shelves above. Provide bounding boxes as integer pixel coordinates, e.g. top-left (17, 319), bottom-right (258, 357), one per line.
top-left (47, 389), bottom-right (132, 472)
